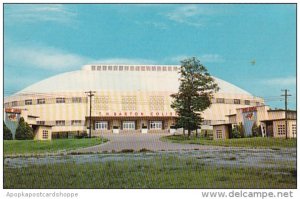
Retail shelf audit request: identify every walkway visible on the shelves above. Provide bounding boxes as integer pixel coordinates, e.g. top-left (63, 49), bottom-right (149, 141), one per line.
top-left (76, 133), bottom-right (219, 153)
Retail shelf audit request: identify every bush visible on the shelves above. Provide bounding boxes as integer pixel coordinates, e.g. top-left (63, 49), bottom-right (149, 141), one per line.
top-left (75, 132), bottom-right (88, 139)
top-left (3, 121), bottom-right (13, 140)
top-left (231, 128), bottom-right (242, 138)
top-left (252, 122), bottom-right (262, 137)
top-left (15, 117), bottom-right (34, 140)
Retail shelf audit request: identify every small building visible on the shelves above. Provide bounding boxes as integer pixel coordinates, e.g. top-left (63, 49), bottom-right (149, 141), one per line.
top-left (4, 108), bottom-right (52, 140)
top-left (212, 105), bottom-right (296, 139)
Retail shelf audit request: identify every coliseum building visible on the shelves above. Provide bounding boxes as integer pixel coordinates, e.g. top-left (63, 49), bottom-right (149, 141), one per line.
top-left (4, 64), bottom-right (264, 138)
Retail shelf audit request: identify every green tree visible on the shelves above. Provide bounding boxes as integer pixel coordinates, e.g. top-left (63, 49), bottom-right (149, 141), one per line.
top-left (171, 57), bottom-right (219, 137)
top-left (3, 121), bottom-right (13, 140)
top-left (252, 122), bottom-right (262, 137)
top-left (15, 117), bottom-right (34, 140)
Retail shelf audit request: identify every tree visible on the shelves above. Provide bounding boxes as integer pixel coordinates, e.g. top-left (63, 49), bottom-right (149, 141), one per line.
top-left (15, 117), bottom-right (34, 140)
top-left (171, 57), bottom-right (219, 137)
top-left (252, 122), bottom-right (262, 137)
top-left (3, 121), bottom-right (13, 140)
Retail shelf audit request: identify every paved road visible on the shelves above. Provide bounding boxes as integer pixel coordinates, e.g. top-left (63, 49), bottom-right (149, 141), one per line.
top-left (76, 133), bottom-right (219, 153)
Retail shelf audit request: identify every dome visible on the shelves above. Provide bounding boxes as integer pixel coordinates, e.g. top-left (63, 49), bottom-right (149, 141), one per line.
top-left (16, 64), bottom-right (251, 95)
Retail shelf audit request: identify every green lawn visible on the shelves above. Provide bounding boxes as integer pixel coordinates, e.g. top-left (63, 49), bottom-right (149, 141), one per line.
top-left (4, 138), bottom-right (108, 156)
top-left (161, 135), bottom-right (296, 148)
top-left (4, 156), bottom-right (296, 188)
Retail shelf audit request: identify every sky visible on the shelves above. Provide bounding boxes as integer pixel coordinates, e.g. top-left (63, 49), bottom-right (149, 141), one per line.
top-left (4, 4), bottom-right (296, 109)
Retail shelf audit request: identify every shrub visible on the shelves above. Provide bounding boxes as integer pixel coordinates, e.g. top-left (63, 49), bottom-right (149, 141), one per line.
top-left (252, 122), bottom-right (262, 137)
top-left (15, 117), bottom-right (34, 140)
top-left (231, 128), bottom-right (242, 138)
top-left (75, 132), bottom-right (88, 139)
top-left (3, 121), bottom-right (13, 140)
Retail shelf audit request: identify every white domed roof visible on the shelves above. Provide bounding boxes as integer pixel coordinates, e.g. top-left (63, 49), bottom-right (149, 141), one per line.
top-left (16, 65), bottom-right (251, 95)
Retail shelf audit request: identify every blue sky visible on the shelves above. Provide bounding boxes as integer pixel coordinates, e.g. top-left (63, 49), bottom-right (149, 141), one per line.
top-left (4, 4), bottom-right (296, 109)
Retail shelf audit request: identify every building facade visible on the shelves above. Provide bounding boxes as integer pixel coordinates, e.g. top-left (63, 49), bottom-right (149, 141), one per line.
top-left (212, 105), bottom-right (297, 139)
top-left (4, 64), bottom-right (264, 136)
top-left (4, 108), bottom-right (52, 140)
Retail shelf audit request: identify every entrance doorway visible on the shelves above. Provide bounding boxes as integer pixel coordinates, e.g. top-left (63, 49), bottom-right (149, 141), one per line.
top-left (150, 121), bottom-right (162, 130)
top-left (122, 121), bottom-right (135, 130)
top-left (95, 121), bottom-right (108, 130)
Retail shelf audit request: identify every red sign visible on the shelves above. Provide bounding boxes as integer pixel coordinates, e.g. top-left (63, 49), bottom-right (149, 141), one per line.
top-left (242, 107), bottom-right (257, 113)
top-left (5, 108), bottom-right (21, 114)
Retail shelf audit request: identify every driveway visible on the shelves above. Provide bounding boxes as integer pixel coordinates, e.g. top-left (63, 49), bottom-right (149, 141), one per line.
top-left (76, 133), bottom-right (219, 153)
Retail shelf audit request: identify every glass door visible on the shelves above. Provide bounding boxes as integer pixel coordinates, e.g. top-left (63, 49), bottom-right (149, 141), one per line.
top-left (95, 121), bottom-right (108, 130)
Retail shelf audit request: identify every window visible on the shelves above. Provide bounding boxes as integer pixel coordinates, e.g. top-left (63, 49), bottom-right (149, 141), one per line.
top-left (162, 66), bottom-right (167, 71)
top-left (123, 121), bottom-right (135, 130)
top-left (292, 124), bottom-right (296, 136)
top-left (216, 130), bottom-right (222, 139)
top-left (277, 124), bottom-right (286, 135)
top-left (91, 65), bottom-right (96, 71)
top-left (119, 66), bottom-right (123, 71)
top-left (256, 102), bottom-right (260, 106)
top-left (56, 98), bottom-right (65, 103)
top-left (4, 103), bottom-right (9, 108)
top-left (216, 98), bottom-right (225, 103)
top-left (202, 120), bottom-right (212, 125)
top-left (157, 67), bottom-right (161, 71)
top-left (37, 98), bottom-right (45, 104)
top-left (234, 99), bottom-right (240, 104)
top-left (173, 67), bottom-right (178, 71)
top-left (141, 66), bottom-right (145, 71)
top-left (12, 101), bottom-right (18, 107)
top-left (150, 121), bottom-right (162, 130)
top-left (122, 96), bottom-right (136, 111)
top-left (135, 66), bottom-right (140, 71)
top-left (56, 120), bottom-right (65, 126)
top-left (25, 99), bottom-right (32, 105)
top-left (97, 66), bottom-right (101, 71)
top-left (114, 66), bottom-right (118, 71)
top-left (71, 120), bottom-right (82, 126)
top-left (37, 121), bottom-right (45, 125)
top-left (130, 66), bottom-right (134, 71)
top-left (149, 96), bottom-right (164, 111)
top-left (95, 121), bottom-right (108, 130)
top-left (72, 97), bottom-right (82, 103)
top-left (152, 66), bottom-right (156, 71)
top-left (108, 66), bottom-right (112, 71)
top-left (95, 96), bottom-right (109, 110)
top-left (42, 130), bottom-right (48, 139)
top-left (244, 100), bottom-right (250, 105)
top-left (146, 66), bottom-right (151, 71)
top-left (125, 66), bottom-right (129, 71)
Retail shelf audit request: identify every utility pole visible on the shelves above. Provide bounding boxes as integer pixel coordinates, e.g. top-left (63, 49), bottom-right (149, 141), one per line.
top-left (85, 91), bottom-right (96, 138)
top-left (281, 89), bottom-right (291, 139)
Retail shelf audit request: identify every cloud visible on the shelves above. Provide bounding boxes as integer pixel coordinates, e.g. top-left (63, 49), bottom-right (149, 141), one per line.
top-left (5, 42), bottom-right (157, 72)
top-left (5, 44), bottom-right (90, 71)
top-left (165, 5), bottom-right (209, 27)
top-left (135, 21), bottom-right (168, 30)
top-left (261, 76), bottom-right (296, 86)
top-left (4, 4), bottom-right (77, 24)
top-left (166, 54), bottom-right (224, 64)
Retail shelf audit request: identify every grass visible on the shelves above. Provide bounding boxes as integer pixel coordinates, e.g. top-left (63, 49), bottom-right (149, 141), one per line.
top-left (4, 137), bottom-right (108, 156)
top-left (4, 156), bottom-right (296, 188)
top-left (161, 135), bottom-right (296, 148)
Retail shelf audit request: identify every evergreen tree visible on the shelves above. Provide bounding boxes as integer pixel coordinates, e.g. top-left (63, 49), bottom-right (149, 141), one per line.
top-left (3, 121), bottom-right (13, 140)
top-left (171, 57), bottom-right (219, 137)
top-left (15, 117), bottom-right (34, 140)
top-left (252, 122), bottom-right (262, 137)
